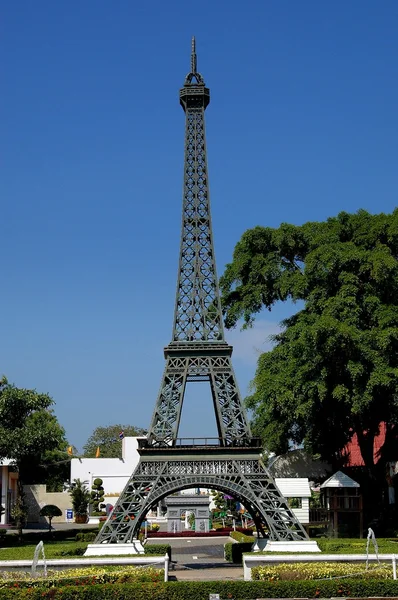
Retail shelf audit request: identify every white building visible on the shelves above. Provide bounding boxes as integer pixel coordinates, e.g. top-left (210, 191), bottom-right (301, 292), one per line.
top-left (69, 438), bottom-right (312, 525)
top-left (70, 437), bottom-right (142, 498)
top-left (275, 478), bottom-right (311, 524)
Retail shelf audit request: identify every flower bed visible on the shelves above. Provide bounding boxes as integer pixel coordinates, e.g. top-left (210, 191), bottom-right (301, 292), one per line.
top-left (0, 566), bottom-right (163, 590)
top-left (252, 561), bottom-right (392, 580)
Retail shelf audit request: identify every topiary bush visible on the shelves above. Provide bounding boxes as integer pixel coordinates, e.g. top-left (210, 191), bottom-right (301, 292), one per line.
top-left (90, 478), bottom-right (105, 515)
top-left (39, 505), bottom-right (62, 534)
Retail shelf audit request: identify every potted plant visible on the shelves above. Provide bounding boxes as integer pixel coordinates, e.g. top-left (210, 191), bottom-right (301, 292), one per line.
top-left (70, 479), bottom-right (90, 524)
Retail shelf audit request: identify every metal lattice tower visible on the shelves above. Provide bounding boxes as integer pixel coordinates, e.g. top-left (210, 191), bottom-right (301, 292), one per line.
top-left (95, 38), bottom-right (308, 544)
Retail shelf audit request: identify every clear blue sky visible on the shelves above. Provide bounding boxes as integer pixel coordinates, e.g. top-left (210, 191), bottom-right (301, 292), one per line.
top-left (2, 1), bottom-right (397, 451)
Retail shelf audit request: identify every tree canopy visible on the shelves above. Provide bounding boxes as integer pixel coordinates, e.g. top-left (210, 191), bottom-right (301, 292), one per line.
top-left (0, 376), bottom-right (68, 537)
top-left (220, 210), bottom-right (398, 472)
top-left (83, 424), bottom-right (146, 458)
top-left (0, 376), bottom-right (68, 480)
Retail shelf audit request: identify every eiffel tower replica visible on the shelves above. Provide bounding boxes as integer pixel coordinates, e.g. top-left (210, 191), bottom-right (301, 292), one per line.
top-left (92, 38), bottom-right (317, 552)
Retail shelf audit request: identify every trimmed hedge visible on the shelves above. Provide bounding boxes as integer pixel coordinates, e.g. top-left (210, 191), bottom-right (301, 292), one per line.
top-left (224, 541), bottom-right (253, 563)
top-left (229, 530), bottom-right (254, 543)
top-left (144, 544), bottom-right (172, 560)
top-left (0, 579), bottom-right (398, 599)
top-left (75, 532), bottom-right (97, 542)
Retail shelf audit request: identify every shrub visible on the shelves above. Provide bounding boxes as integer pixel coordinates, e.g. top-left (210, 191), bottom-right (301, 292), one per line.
top-left (56, 546), bottom-right (87, 556)
top-left (150, 523), bottom-right (160, 532)
top-left (229, 530), bottom-right (254, 543)
top-left (144, 544), bottom-right (172, 560)
top-left (225, 541), bottom-right (253, 563)
top-left (75, 532), bottom-right (97, 542)
top-left (0, 579), bottom-right (398, 599)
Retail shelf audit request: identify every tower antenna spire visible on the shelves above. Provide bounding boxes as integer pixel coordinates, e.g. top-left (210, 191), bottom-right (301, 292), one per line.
top-left (191, 36), bottom-right (197, 74)
top-left (185, 36), bottom-right (204, 84)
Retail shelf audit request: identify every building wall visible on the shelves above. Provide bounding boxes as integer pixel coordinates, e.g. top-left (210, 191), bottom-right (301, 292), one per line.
top-left (291, 498), bottom-right (310, 524)
top-left (70, 437), bottom-right (141, 496)
top-left (24, 485), bottom-right (73, 524)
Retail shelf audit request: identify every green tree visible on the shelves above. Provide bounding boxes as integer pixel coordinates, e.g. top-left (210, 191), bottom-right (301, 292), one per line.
top-left (83, 424), bottom-right (146, 458)
top-left (220, 210), bottom-right (398, 477)
top-left (0, 376), bottom-right (68, 540)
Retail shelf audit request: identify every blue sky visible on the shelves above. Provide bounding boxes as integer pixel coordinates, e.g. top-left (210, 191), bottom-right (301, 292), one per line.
top-left (2, 1), bottom-right (398, 450)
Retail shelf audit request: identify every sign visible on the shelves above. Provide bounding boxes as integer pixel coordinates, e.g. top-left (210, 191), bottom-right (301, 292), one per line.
top-left (66, 509), bottom-right (73, 522)
top-left (209, 595), bottom-right (220, 600)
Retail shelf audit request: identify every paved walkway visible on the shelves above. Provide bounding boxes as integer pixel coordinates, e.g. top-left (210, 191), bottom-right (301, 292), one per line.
top-left (172, 565), bottom-right (244, 581)
top-left (149, 536), bottom-right (244, 580)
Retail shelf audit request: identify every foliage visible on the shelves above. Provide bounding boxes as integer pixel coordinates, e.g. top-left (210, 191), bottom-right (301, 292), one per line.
top-left (90, 478), bottom-right (105, 514)
top-left (229, 530), bottom-right (254, 542)
top-left (220, 210), bottom-right (398, 472)
top-left (316, 536), bottom-right (398, 553)
top-left (0, 376), bottom-right (69, 538)
top-left (0, 377), bottom-right (69, 491)
top-left (83, 424), bottom-right (146, 458)
top-left (70, 479), bottom-right (91, 517)
top-left (39, 505), bottom-right (62, 533)
top-left (0, 565), bottom-right (163, 589)
top-left (309, 490), bottom-right (322, 508)
top-left (287, 497), bottom-right (301, 508)
top-left (224, 541), bottom-right (254, 563)
top-left (150, 523), bottom-right (160, 532)
top-left (252, 561), bottom-right (392, 580)
top-left (210, 489), bottom-right (227, 513)
top-left (1, 579), bottom-right (398, 599)
top-left (144, 544), bottom-right (172, 560)
top-left (75, 532), bottom-right (97, 542)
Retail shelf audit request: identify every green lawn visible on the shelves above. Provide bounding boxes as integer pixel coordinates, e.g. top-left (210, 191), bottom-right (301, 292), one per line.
top-left (0, 540), bottom-right (88, 560)
top-left (248, 537), bottom-right (398, 555)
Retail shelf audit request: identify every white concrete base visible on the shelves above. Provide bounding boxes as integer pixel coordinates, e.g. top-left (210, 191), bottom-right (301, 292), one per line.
top-left (87, 516), bottom-right (100, 525)
top-left (252, 539), bottom-right (321, 552)
top-left (84, 541), bottom-right (145, 556)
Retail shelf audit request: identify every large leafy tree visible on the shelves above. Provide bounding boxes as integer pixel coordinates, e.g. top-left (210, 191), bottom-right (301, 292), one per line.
top-left (0, 376), bottom-right (68, 538)
top-left (220, 210), bottom-right (398, 475)
top-left (83, 424), bottom-right (146, 458)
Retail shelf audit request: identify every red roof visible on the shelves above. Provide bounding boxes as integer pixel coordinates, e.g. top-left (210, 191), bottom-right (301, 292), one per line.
top-left (344, 423), bottom-right (386, 467)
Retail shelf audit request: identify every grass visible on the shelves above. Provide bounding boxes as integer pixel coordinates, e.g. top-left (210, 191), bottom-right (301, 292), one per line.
top-left (0, 540), bottom-right (89, 560)
top-left (245, 537), bottom-right (398, 555)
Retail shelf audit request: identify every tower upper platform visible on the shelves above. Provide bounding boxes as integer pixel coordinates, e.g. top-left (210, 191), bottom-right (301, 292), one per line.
top-left (180, 37), bottom-right (210, 111)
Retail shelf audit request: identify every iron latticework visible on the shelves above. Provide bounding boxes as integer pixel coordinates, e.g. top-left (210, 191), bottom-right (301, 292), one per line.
top-left (95, 38), bottom-right (308, 545)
